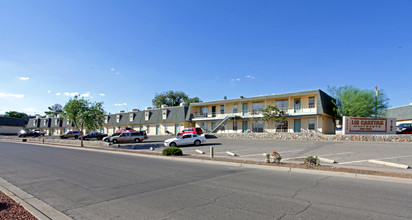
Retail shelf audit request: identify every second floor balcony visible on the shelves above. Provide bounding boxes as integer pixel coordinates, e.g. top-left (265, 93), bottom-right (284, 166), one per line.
top-left (192, 105), bottom-right (317, 120)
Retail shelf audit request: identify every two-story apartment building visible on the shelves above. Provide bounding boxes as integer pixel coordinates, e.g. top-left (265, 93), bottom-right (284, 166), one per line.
top-left (188, 89), bottom-right (336, 134)
top-left (102, 105), bottom-right (190, 136)
top-left (25, 89), bottom-right (336, 135)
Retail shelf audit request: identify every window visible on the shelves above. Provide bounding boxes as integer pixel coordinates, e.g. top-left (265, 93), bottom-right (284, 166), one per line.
top-left (199, 123), bottom-right (208, 132)
top-left (252, 120), bottom-right (264, 132)
top-left (233, 104), bottom-right (238, 113)
top-left (252, 102), bottom-right (264, 114)
top-left (130, 113), bottom-right (134, 122)
top-left (220, 105), bottom-right (224, 114)
top-left (145, 111), bottom-right (149, 121)
top-left (162, 109), bottom-right (167, 120)
top-left (116, 114), bottom-right (121, 123)
top-left (200, 107), bottom-right (208, 117)
top-left (309, 97), bottom-right (315, 108)
top-left (211, 122), bottom-right (216, 130)
top-left (233, 121), bottom-right (238, 131)
top-left (275, 100), bottom-right (288, 112)
top-left (276, 120), bottom-right (288, 132)
top-left (309, 118), bottom-right (315, 130)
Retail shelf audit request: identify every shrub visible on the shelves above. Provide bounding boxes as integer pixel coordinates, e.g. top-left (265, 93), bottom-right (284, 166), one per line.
top-left (265, 153), bottom-right (270, 163)
top-left (162, 147), bottom-right (183, 156)
top-left (304, 156), bottom-right (320, 166)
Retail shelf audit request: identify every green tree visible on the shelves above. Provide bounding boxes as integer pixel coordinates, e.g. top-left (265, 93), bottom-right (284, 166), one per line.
top-left (62, 96), bottom-right (105, 146)
top-left (152, 90), bottom-right (200, 108)
top-left (328, 85), bottom-right (388, 118)
top-left (4, 111), bottom-right (28, 118)
top-left (44, 104), bottom-right (63, 117)
top-left (262, 105), bottom-right (287, 132)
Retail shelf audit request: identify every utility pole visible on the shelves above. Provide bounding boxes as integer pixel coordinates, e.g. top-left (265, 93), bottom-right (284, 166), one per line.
top-left (375, 86), bottom-right (378, 118)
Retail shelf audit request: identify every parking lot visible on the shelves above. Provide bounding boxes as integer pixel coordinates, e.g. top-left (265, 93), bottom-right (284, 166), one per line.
top-left (5, 134), bottom-right (412, 174)
top-left (114, 135), bottom-right (412, 174)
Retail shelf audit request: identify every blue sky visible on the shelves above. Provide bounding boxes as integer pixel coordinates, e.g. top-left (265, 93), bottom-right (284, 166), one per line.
top-left (1, 0), bottom-right (411, 115)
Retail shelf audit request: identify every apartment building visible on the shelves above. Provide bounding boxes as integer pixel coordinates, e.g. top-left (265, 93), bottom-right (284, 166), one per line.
top-left (188, 89), bottom-right (336, 134)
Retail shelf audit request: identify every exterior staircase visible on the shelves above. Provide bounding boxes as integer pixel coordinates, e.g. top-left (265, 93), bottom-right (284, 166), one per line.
top-left (211, 115), bottom-right (235, 133)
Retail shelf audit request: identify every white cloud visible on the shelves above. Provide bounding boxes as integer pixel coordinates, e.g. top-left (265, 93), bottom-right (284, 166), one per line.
top-left (80, 92), bottom-right (91, 97)
top-left (47, 90), bottom-right (51, 93)
top-left (64, 92), bottom-right (79, 97)
top-left (245, 75), bottom-right (255, 79)
top-left (99, 93), bottom-right (106, 96)
top-left (0, 93), bottom-right (24, 98)
top-left (56, 92), bottom-right (61, 96)
top-left (115, 72), bottom-right (120, 75)
top-left (114, 103), bottom-right (127, 106)
top-left (230, 78), bottom-right (241, 82)
top-left (110, 68), bottom-right (116, 71)
top-left (17, 76), bottom-right (30, 80)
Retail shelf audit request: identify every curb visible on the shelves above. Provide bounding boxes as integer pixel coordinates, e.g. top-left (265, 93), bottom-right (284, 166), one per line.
top-left (0, 176), bottom-right (71, 220)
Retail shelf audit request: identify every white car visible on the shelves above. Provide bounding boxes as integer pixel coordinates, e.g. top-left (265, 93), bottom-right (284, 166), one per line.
top-left (164, 134), bottom-right (206, 147)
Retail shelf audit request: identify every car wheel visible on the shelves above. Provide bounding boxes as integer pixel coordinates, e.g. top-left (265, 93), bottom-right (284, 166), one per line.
top-left (134, 138), bottom-right (141, 143)
top-left (170, 142), bottom-right (177, 147)
top-left (113, 139), bottom-right (118, 144)
top-left (104, 138), bottom-right (109, 142)
top-left (194, 140), bottom-right (201, 146)
top-left (74, 135), bottom-right (79, 139)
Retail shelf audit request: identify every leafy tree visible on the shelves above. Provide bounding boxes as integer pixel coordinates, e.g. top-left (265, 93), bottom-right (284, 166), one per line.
top-left (45, 104), bottom-right (63, 117)
top-left (62, 96), bottom-right (105, 146)
top-left (262, 105), bottom-right (287, 132)
top-left (4, 111), bottom-right (28, 118)
top-left (328, 85), bottom-right (388, 118)
top-left (152, 90), bottom-right (200, 108)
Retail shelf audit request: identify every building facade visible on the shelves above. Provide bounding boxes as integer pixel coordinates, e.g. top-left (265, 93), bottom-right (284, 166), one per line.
top-left (188, 89), bottom-right (337, 134)
top-left (25, 89), bottom-right (337, 135)
top-left (382, 105), bottom-right (412, 125)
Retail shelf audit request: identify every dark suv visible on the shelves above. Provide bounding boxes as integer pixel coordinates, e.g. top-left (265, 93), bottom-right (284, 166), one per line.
top-left (60, 131), bottom-right (81, 139)
top-left (177, 127), bottom-right (203, 136)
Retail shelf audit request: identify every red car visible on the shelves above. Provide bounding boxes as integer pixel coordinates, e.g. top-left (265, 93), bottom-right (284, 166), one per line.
top-left (177, 127), bottom-right (203, 136)
top-left (397, 127), bottom-right (412, 134)
top-left (116, 127), bottom-right (136, 133)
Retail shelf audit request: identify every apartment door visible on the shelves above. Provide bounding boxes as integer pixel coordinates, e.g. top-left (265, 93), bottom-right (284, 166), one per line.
top-left (156, 125), bottom-right (160, 135)
top-left (242, 103), bottom-right (248, 116)
top-left (174, 124), bottom-right (179, 134)
top-left (294, 119), bottom-right (301, 133)
top-left (294, 98), bottom-right (301, 113)
top-left (212, 106), bottom-right (216, 117)
top-left (242, 121), bottom-right (248, 133)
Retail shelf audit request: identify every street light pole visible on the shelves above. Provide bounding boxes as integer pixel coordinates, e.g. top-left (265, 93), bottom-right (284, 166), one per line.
top-left (375, 86), bottom-right (379, 118)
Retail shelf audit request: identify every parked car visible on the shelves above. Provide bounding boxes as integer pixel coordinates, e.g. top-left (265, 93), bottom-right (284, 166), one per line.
top-left (18, 129), bottom-right (39, 137)
top-left (60, 131), bottom-right (81, 139)
top-left (110, 131), bottom-right (148, 144)
top-left (177, 127), bottom-right (203, 136)
top-left (102, 132), bottom-right (122, 142)
top-left (164, 133), bottom-right (206, 147)
top-left (79, 132), bottom-right (108, 140)
top-left (116, 127), bottom-right (136, 133)
top-left (33, 129), bottom-right (46, 136)
top-left (397, 123), bottom-right (412, 132)
top-left (397, 127), bottom-right (412, 134)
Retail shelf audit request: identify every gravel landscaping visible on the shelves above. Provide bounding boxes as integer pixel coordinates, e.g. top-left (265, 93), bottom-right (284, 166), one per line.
top-left (0, 190), bottom-right (36, 220)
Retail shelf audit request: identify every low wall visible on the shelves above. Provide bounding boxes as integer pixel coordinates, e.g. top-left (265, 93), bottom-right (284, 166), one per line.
top-left (208, 133), bottom-right (412, 142)
top-left (0, 136), bottom-right (111, 148)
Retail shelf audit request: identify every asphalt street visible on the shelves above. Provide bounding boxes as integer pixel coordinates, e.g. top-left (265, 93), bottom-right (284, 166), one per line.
top-left (0, 141), bottom-right (411, 219)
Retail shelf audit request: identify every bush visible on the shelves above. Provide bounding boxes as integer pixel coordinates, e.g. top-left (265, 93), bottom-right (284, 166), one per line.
top-left (162, 147), bottom-right (183, 156)
top-left (304, 156), bottom-right (320, 166)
